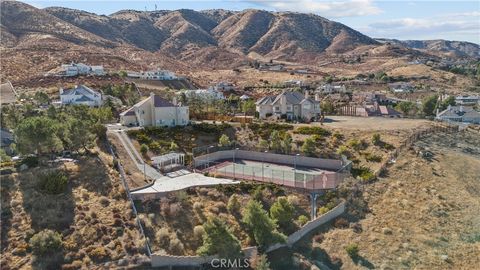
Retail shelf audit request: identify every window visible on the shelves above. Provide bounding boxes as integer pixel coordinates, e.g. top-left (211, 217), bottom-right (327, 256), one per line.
top-left (303, 103), bottom-right (311, 110)
top-left (275, 106), bottom-right (280, 111)
top-left (287, 105), bottom-right (292, 111)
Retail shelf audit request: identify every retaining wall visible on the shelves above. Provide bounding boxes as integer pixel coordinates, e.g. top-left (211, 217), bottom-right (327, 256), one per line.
top-left (194, 150), bottom-right (343, 171)
top-left (266, 201), bottom-right (346, 253)
top-left (150, 247), bottom-right (257, 268)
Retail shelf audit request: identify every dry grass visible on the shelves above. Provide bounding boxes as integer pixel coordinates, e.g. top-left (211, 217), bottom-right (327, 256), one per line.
top-left (0, 147), bottom-right (146, 269)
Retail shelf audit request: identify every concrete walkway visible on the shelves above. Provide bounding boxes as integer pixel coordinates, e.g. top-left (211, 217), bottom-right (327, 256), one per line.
top-left (131, 169), bottom-right (239, 198)
top-left (112, 130), bottom-right (163, 180)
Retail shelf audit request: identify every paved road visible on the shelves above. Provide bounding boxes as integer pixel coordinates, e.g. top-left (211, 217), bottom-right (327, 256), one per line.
top-left (111, 130), bottom-right (163, 180)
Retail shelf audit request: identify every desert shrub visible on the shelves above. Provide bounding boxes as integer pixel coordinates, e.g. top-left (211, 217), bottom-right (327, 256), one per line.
top-left (156, 228), bottom-right (170, 248)
top-left (193, 225), bottom-right (205, 240)
top-left (336, 145), bottom-right (350, 156)
top-left (88, 246), bottom-right (108, 261)
top-left (345, 243), bottom-right (359, 258)
top-left (254, 254), bottom-right (271, 270)
top-left (297, 215), bottom-right (309, 226)
top-left (169, 203), bottom-right (182, 217)
top-left (29, 229), bottom-right (63, 255)
top-left (372, 133), bottom-right (381, 146)
top-left (251, 186), bottom-right (264, 201)
top-left (218, 134), bottom-right (231, 147)
top-left (347, 139), bottom-right (361, 150)
top-left (99, 196), bottom-right (110, 206)
top-left (332, 132), bottom-right (344, 140)
top-left (193, 201), bottom-right (203, 213)
top-left (38, 170), bottom-right (68, 194)
top-left (175, 190), bottom-right (189, 205)
top-left (287, 195), bottom-right (300, 206)
top-left (318, 206), bottom-right (330, 215)
top-left (334, 218), bottom-right (349, 228)
top-left (270, 197), bottom-right (295, 230)
top-left (294, 126), bottom-right (331, 136)
top-left (197, 217), bottom-right (242, 258)
top-left (140, 144), bottom-right (148, 156)
top-left (242, 200), bottom-right (286, 248)
top-left (169, 235), bottom-right (185, 255)
top-left (365, 153), bottom-right (382, 162)
top-left (227, 194), bottom-right (241, 214)
top-left (214, 201), bottom-right (227, 213)
top-left (351, 166), bottom-right (376, 182)
top-left (248, 123), bottom-right (293, 139)
top-left (313, 233), bottom-right (324, 243)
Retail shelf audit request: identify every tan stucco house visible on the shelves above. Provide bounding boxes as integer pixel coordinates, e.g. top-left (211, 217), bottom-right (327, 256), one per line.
top-left (120, 93), bottom-right (189, 127)
top-left (256, 91), bottom-right (321, 121)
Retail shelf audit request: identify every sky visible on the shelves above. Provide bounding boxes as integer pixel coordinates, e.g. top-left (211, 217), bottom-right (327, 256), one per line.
top-left (23, 0), bottom-right (480, 43)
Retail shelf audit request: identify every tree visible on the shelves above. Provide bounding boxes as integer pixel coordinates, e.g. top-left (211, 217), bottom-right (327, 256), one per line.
top-left (64, 117), bottom-right (95, 152)
top-left (227, 194), bottom-right (241, 214)
top-left (259, 139), bottom-right (269, 151)
top-left (301, 137), bottom-right (316, 157)
top-left (395, 101), bottom-right (415, 115)
top-left (438, 95), bottom-right (456, 111)
top-left (140, 144), bottom-right (149, 156)
top-left (197, 217), bottom-right (242, 259)
top-left (422, 94), bottom-right (439, 116)
top-left (218, 134), bottom-right (231, 147)
top-left (15, 116), bottom-right (62, 155)
top-left (321, 100), bottom-right (335, 114)
top-left (255, 254), bottom-right (271, 270)
top-left (33, 91), bottom-right (50, 105)
top-left (281, 133), bottom-right (292, 154)
top-left (270, 197), bottom-right (295, 231)
top-left (29, 229), bottom-right (63, 255)
top-left (269, 130), bottom-right (282, 153)
top-left (242, 100), bottom-right (256, 116)
top-left (242, 200), bottom-right (286, 248)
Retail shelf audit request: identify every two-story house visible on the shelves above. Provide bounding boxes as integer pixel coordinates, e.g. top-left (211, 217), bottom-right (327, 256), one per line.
top-left (120, 93), bottom-right (189, 127)
top-left (60, 85), bottom-right (103, 107)
top-left (256, 91), bottom-right (321, 121)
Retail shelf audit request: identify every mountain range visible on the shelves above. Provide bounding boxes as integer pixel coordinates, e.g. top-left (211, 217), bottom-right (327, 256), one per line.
top-left (1, 1), bottom-right (478, 66)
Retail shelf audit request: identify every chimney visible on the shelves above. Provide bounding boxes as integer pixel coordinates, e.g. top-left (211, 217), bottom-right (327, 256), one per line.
top-left (172, 96), bottom-right (177, 106)
top-left (60, 88), bottom-right (64, 94)
top-left (304, 90), bottom-right (309, 99)
top-left (315, 93), bottom-right (320, 101)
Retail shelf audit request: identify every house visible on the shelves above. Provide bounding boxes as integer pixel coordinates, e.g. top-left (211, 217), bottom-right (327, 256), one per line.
top-left (120, 93), bottom-right (189, 127)
top-left (284, 80), bottom-right (304, 87)
top-left (214, 82), bottom-right (235, 92)
top-left (455, 95), bottom-right (479, 106)
top-left (0, 81), bottom-right (17, 104)
top-left (138, 69), bottom-right (177, 80)
top-left (60, 62), bottom-right (105, 77)
top-left (436, 105), bottom-right (480, 124)
top-left (316, 84), bottom-right (348, 94)
top-left (181, 88), bottom-right (225, 100)
top-left (60, 85), bottom-right (102, 107)
top-left (256, 91), bottom-right (321, 121)
top-left (389, 82), bottom-right (414, 93)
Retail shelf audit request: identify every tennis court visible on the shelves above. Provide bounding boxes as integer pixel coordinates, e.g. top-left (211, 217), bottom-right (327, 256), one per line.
top-left (203, 159), bottom-right (341, 190)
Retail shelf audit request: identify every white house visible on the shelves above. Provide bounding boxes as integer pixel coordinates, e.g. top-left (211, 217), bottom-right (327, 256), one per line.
top-left (181, 88), bottom-right (225, 100)
top-left (455, 95), bottom-right (479, 106)
top-left (256, 91), bottom-right (321, 121)
top-left (60, 85), bottom-right (102, 107)
top-left (316, 84), bottom-right (348, 94)
top-left (436, 105), bottom-right (480, 124)
top-left (120, 93), bottom-right (189, 127)
top-left (389, 82), bottom-right (414, 93)
top-left (139, 69), bottom-right (177, 80)
top-left (61, 63), bottom-right (105, 77)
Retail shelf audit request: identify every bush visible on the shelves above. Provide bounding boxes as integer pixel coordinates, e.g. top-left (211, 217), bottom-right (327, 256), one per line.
top-left (351, 166), bottom-right (376, 182)
top-left (345, 243), bottom-right (359, 258)
top-left (21, 156), bottom-right (39, 168)
top-left (297, 215), bottom-right (309, 226)
top-left (372, 134), bottom-right (381, 146)
top-left (38, 170), bottom-right (68, 194)
top-left (193, 225), bottom-right (205, 240)
top-left (88, 246), bottom-right (108, 261)
top-left (156, 228), bottom-right (171, 248)
top-left (197, 217), bottom-right (242, 258)
top-left (336, 145), bottom-right (350, 156)
top-left (294, 126), bottom-right (331, 136)
top-left (140, 144), bottom-right (148, 156)
top-left (365, 153), bottom-right (382, 162)
top-left (29, 229), bottom-right (63, 255)
top-left (227, 194), bottom-right (241, 214)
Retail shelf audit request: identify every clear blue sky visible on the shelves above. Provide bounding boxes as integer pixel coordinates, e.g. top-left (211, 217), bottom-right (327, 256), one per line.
top-left (24, 0), bottom-right (480, 43)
